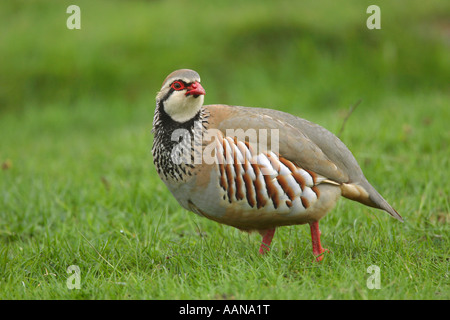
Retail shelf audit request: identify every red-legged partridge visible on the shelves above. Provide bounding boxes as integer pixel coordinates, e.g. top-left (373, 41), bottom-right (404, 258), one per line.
top-left (152, 69), bottom-right (403, 261)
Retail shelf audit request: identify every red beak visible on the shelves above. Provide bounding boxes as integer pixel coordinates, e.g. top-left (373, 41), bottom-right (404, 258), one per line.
top-left (185, 81), bottom-right (206, 97)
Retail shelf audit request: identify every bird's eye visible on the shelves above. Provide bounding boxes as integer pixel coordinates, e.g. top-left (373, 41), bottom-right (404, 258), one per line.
top-left (171, 81), bottom-right (185, 91)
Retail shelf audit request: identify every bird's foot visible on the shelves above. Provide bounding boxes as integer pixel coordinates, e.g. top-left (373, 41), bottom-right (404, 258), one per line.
top-left (310, 221), bottom-right (329, 262)
top-left (258, 228), bottom-right (276, 255)
top-left (313, 247), bottom-right (329, 262)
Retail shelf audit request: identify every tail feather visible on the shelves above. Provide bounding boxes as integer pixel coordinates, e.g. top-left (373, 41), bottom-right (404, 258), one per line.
top-left (340, 182), bottom-right (403, 222)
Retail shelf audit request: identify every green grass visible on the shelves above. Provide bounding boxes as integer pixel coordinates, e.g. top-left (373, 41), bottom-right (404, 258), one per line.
top-left (0, 0), bottom-right (449, 299)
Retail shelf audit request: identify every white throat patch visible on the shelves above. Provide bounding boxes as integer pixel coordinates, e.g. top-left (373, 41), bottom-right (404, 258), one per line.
top-left (163, 91), bottom-right (204, 123)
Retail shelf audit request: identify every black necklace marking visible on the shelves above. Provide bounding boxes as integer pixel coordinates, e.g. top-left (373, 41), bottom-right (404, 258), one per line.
top-left (152, 100), bottom-right (209, 182)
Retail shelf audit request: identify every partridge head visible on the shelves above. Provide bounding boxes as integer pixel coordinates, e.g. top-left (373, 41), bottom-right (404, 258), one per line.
top-left (155, 69), bottom-right (205, 123)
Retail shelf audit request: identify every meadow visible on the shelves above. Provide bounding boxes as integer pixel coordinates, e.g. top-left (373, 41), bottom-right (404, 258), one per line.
top-left (0, 0), bottom-right (449, 300)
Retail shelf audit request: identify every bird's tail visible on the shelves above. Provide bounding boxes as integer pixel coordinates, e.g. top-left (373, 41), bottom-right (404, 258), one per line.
top-left (341, 181), bottom-right (404, 222)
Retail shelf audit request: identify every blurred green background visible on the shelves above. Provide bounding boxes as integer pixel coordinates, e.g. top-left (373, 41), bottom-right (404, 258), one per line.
top-left (1, 0), bottom-right (448, 112)
top-left (0, 0), bottom-right (449, 299)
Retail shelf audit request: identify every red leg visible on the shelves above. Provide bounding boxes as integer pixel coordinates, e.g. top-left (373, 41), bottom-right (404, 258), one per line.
top-left (258, 228), bottom-right (276, 254)
top-left (309, 221), bottom-right (328, 262)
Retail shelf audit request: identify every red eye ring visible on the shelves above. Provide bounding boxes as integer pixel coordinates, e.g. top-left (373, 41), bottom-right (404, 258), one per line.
top-left (171, 81), bottom-right (185, 91)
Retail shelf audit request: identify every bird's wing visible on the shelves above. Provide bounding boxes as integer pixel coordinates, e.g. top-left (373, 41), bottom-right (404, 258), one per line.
top-left (205, 104), bottom-right (349, 183)
top-left (204, 104), bottom-right (403, 221)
